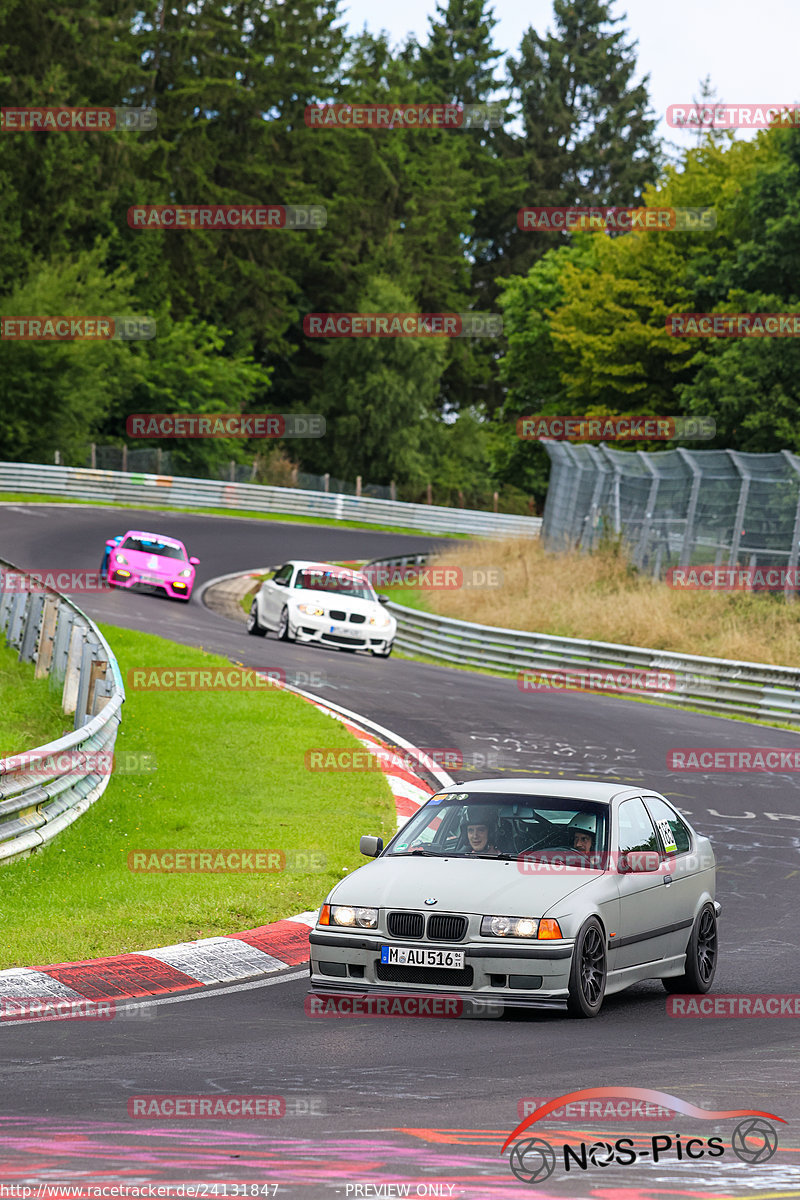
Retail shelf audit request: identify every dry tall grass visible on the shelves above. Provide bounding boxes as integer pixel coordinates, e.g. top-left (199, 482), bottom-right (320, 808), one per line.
top-left (424, 537), bottom-right (800, 667)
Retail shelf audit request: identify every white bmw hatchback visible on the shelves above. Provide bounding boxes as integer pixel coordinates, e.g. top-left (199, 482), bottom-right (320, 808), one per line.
top-left (246, 560), bottom-right (396, 657)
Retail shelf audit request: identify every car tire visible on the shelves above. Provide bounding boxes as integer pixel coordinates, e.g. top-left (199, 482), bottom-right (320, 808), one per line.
top-left (246, 600), bottom-right (267, 637)
top-left (372, 643), bottom-right (393, 658)
top-left (566, 917), bottom-right (607, 1018)
top-left (663, 902), bottom-right (718, 995)
top-left (277, 605), bottom-right (294, 642)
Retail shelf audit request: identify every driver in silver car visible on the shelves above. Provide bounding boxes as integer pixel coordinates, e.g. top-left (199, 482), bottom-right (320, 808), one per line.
top-left (465, 806), bottom-right (502, 856)
top-left (567, 812), bottom-right (597, 855)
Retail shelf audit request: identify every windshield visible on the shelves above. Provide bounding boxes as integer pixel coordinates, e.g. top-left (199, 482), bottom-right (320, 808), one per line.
top-left (387, 793), bottom-right (610, 867)
top-left (120, 536), bottom-right (186, 560)
top-left (293, 568), bottom-right (374, 601)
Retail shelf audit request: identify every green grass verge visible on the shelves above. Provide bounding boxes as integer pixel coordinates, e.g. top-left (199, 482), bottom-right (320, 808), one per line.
top-left (0, 493), bottom-right (469, 540)
top-left (0, 623), bottom-right (396, 967)
top-left (0, 640), bottom-right (68, 756)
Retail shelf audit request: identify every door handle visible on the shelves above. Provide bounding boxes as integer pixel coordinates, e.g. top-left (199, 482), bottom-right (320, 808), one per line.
top-left (663, 874), bottom-right (672, 886)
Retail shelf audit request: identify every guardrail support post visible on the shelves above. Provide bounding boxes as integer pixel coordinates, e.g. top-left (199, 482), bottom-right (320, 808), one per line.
top-left (7, 592), bottom-right (29, 650)
top-left (62, 624), bottom-right (85, 715)
top-left (35, 595), bottom-right (60, 678)
top-left (727, 451), bottom-right (751, 567)
top-left (676, 449), bottom-right (703, 568)
top-left (19, 593), bottom-right (44, 664)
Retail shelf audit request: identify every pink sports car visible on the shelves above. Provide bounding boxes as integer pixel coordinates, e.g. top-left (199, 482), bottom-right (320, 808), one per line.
top-left (103, 530), bottom-right (199, 602)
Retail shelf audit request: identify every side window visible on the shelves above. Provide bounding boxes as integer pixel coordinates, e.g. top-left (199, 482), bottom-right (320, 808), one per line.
top-left (272, 564), bottom-right (293, 586)
top-left (643, 796), bottom-right (692, 856)
top-left (617, 798), bottom-right (660, 856)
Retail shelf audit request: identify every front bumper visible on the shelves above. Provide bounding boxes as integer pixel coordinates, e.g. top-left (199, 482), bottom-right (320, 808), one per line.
top-left (309, 929), bottom-right (574, 1009)
top-left (110, 569), bottom-right (193, 599)
top-left (292, 614), bottom-right (394, 652)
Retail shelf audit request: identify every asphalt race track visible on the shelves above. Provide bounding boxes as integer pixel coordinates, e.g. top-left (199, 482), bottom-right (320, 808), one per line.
top-left (0, 502), bottom-right (798, 1197)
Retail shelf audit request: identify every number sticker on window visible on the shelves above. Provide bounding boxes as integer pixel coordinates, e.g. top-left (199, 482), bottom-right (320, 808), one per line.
top-left (657, 818), bottom-right (677, 854)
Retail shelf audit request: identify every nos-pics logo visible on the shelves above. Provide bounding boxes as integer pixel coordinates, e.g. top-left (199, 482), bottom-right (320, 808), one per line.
top-left (503, 1088), bottom-right (783, 1184)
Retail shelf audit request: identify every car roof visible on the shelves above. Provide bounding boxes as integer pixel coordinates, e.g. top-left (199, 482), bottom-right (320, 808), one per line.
top-left (122, 530), bottom-right (185, 548)
top-left (434, 778), bottom-right (649, 804)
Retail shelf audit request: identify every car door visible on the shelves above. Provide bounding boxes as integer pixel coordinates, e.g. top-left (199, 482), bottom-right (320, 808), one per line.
top-left (261, 563), bottom-right (293, 627)
top-left (642, 795), bottom-right (703, 958)
top-left (612, 797), bottom-right (673, 970)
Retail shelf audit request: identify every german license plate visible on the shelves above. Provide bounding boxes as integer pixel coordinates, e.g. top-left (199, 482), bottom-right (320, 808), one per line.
top-left (140, 574), bottom-right (163, 584)
top-left (330, 625), bottom-right (357, 636)
top-left (381, 945), bottom-right (464, 968)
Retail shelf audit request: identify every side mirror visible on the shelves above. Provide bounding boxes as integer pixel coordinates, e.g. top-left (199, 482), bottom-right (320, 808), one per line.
top-left (360, 835), bottom-right (383, 858)
top-left (105, 538), bottom-right (118, 549)
top-left (378, 595), bottom-right (390, 606)
top-left (189, 557), bottom-right (200, 566)
top-left (274, 577), bottom-right (288, 587)
top-left (619, 850), bottom-right (661, 873)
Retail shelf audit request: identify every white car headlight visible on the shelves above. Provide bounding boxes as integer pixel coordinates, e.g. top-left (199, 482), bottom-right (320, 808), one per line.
top-left (369, 614), bottom-right (393, 627)
top-left (481, 915), bottom-right (540, 938)
top-left (298, 603), bottom-right (325, 616)
top-left (115, 554), bottom-right (128, 565)
top-left (178, 568), bottom-right (193, 577)
top-left (330, 905), bottom-right (378, 929)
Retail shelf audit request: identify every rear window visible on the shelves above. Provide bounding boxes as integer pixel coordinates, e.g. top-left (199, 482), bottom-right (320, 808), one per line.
top-left (643, 796), bottom-right (692, 855)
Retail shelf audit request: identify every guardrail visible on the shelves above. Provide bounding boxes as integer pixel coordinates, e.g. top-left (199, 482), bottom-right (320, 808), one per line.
top-left (0, 562), bottom-right (125, 864)
top-left (366, 553), bottom-right (800, 727)
top-left (0, 462), bottom-right (542, 539)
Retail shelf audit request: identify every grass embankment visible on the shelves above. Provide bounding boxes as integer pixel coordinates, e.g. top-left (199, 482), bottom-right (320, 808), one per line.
top-left (0, 641), bottom-right (68, 756)
top-left (0, 494), bottom-right (468, 540)
top-left (0, 624), bottom-right (396, 967)
top-left (401, 537), bottom-right (800, 665)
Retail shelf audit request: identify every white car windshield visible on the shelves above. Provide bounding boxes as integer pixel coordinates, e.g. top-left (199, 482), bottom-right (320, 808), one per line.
top-left (388, 793), bottom-right (610, 866)
top-left (293, 569), bottom-right (374, 601)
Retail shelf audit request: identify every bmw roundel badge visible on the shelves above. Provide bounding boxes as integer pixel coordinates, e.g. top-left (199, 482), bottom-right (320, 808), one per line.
top-left (424, 897), bottom-right (438, 905)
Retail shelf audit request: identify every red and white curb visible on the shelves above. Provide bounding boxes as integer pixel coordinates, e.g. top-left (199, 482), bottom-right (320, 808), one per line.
top-left (0, 694), bottom-right (449, 1007)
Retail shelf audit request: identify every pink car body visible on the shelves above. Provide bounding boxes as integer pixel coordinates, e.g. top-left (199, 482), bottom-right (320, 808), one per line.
top-left (106, 530), bottom-right (199, 601)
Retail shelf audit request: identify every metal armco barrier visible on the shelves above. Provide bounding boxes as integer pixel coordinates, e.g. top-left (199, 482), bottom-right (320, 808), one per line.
top-left (365, 554), bottom-right (800, 727)
top-left (0, 562), bottom-right (125, 864)
top-left (0, 462), bottom-right (542, 539)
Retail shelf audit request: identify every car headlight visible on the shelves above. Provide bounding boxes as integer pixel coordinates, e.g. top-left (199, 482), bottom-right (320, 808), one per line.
top-left (481, 915), bottom-right (540, 938)
top-left (115, 554), bottom-right (128, 565)
top-left (369, 614), bottom-right (392, 627)
top-left (178, 568), bottom-right (193, 577)
top-left (298, 603), bottom-right (325, 616)
top-left (319, 904), bottom-right (378, 929)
